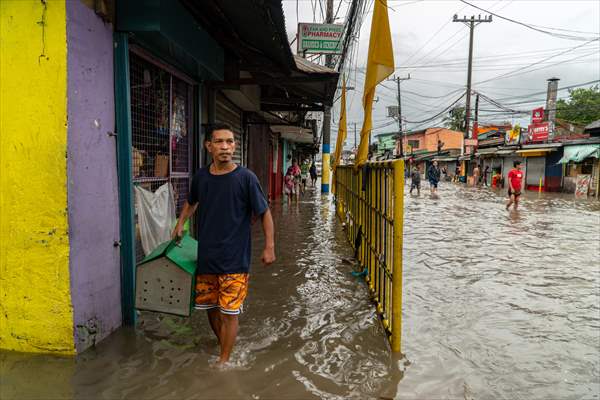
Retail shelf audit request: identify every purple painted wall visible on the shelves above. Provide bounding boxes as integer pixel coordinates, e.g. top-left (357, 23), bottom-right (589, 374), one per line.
top-left (66, 0), bottom-right (121, 352)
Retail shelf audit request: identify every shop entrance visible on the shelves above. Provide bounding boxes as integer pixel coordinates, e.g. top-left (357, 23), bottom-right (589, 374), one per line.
top-left (129, 51), bottom-right (195, 262)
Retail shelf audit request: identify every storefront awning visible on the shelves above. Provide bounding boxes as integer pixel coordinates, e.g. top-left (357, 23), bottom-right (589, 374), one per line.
top-left (475, 147), bottom-right (498, 156)
top-left (516, 148), bottom-right (557, 157)
top-left (270, 125), bottom-right (314, 143)
top-left (458, 155), bottom-right (471, 161)
top-left (496, 150), bottom-right (515, 155)
top-left (558, 144), bottom-right (600, 164)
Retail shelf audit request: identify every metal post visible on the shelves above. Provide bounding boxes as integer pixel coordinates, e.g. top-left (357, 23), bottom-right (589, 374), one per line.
top-left (453, 14), bottom-right (492, 149)
top-left (321, 0), bottom-right (334, 193)
top-left (114, 33), bottom-right (136, 325)
top-left (391, 159), bottom-right (404, 352)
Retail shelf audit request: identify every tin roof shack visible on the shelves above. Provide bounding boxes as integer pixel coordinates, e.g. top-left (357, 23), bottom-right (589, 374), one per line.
top-left (558, 137), bottom-right (600, 197)
top-left (136, 235), bottom-right (198, 316)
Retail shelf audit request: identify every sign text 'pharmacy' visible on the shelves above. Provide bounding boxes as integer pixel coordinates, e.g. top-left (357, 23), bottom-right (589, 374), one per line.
top-left (298, 23), bottom-right (343, 55)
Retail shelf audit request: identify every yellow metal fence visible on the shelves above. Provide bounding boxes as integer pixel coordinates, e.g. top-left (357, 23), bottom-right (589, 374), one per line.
top-left (334, 160), bottom-right (404, 352)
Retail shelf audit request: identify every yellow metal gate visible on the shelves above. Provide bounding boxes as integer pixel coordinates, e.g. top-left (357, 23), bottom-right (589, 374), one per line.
top-left (334, 160), bottom-right (404, 352)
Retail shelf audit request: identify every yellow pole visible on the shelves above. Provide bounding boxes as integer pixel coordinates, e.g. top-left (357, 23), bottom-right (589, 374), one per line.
top-left (539, 176), bottom-right (543, 193)
top-left (391, 159), bottom-right (404, 352)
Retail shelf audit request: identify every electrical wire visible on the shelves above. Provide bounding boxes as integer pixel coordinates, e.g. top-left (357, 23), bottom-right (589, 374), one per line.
top-left (459, 0), bottom-right (600, 41)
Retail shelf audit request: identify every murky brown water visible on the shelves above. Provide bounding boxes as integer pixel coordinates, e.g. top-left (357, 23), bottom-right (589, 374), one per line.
top-left (2, 181), bottom-right (599, 399)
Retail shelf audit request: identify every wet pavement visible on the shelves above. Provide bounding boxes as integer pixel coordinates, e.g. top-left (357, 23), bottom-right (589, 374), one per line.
top-left (2, 180), bottom-right (599, 399)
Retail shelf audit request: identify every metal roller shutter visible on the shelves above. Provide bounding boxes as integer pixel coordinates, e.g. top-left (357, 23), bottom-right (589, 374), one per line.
top-left (216, 93), bottom-right (243, 165)
top-left (526, 156), bottom-right (545, 187)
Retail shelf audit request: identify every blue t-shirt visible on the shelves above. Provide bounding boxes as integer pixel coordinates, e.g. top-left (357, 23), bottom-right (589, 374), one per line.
top-left (187, 166), bottom-right (268, 274)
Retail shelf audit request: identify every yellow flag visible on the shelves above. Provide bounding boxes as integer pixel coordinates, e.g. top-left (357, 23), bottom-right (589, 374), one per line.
top-left (332, 77), bottom-right (347, 194)
top-left (355, 0), bottom-right (395, 167)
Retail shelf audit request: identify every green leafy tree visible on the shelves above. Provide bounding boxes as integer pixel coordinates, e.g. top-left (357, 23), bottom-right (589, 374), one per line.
top-left (556, 85), bottom-right (600, 125)
top-left (443, 106), bottom-right (465, 131)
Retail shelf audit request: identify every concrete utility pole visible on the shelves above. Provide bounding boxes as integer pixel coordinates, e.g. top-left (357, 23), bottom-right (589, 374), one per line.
top-left (388, 74), bottom-right (410, 157)
top-left (453, 15), bottom-right (492, 141)
top-left (321, 0), bottom-right (334, 193)
top-left (546, 77), bottom-right (560, 138)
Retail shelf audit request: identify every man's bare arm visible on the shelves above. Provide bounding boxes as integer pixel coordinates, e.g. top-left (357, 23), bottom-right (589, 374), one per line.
top-left (260, 209), bottom-right (275, 265)
top-left (171, 201), bottom-right (198, 241)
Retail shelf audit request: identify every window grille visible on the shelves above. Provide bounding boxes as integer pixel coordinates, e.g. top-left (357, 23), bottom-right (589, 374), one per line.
top-left (130, 53), bottom-right (193, 263)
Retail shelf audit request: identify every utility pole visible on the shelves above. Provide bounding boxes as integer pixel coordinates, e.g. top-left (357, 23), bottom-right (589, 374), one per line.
top-left (453, 15), bottom-right (492, 142)
top-left (321, 0), bottom-right (334, 193)
top-left (388, 74), bottom-right (410, 157)
top-left (545, 77), bottom-right (560, 139)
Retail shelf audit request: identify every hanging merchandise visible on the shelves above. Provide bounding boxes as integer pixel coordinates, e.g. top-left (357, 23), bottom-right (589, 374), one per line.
top-left (135, 183), bottom-right (176, 256)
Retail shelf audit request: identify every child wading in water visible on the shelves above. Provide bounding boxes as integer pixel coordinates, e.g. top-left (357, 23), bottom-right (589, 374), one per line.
top-left (284, 170), bottom-right (295, 205)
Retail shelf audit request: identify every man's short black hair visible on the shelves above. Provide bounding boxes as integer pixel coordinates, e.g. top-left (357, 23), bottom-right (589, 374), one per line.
top-left (206, 122), bottom-right (234, 141)
top-left (514, 160), bottom-right (522, 167)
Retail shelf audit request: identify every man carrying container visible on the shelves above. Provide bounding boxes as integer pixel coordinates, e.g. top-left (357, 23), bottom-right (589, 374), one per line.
top-left (172, 123), bottom-right (276, 367)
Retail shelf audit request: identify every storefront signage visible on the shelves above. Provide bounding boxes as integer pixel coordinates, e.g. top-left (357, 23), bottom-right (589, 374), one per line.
top-left (464, 138), bottom-right (478, 146)
top-left (532, 107), bottom-right (544, 123)
top-left (298, 23), bottom-right (344, 55)
top-left (527, 122), bottom-right (549, 142)
top-left (506, 124), bottom-right (521, 145)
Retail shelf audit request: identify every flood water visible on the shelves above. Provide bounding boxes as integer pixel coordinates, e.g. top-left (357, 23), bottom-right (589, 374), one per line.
top-left (2, 181), bottom-right (599, 399)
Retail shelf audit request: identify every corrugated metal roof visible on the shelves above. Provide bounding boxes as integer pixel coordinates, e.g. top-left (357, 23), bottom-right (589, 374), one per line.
top-left (584, 120), bottom-right (600, 131)
top-left (294, 55), bottom-right (337, 74)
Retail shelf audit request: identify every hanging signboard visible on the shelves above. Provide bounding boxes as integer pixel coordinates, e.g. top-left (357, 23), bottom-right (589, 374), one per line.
top-left (532, 107), bottom-right (544, 123)
top-left (527, 122), bottom-right (549, 142)
top-left (297, 23), bottom-right (344, 55)
top-left (464, 138), bottom-right (478, 147)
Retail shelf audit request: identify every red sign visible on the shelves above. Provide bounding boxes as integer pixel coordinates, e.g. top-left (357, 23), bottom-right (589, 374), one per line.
top-left (532, 107), bottom-right (544, 123)
top-left (527, 122), bottom-right (549, 142)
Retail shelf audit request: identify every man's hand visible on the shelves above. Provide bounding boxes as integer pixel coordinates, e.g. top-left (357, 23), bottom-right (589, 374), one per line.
top-left (171, 224), bottom-right (184, 243)
top-left (261, 246), bottom-right (276, 266)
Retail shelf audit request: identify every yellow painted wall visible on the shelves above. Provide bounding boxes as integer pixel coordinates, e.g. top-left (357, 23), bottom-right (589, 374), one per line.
top-left (0, 0), bottom-right (74, 354)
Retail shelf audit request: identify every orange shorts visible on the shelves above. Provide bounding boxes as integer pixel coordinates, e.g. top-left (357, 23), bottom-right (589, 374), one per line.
top-left (194, 273), bottom-right (249, 315)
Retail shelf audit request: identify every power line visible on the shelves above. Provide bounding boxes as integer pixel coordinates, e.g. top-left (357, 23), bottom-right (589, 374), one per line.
top-left (459, 0), bottom-right (600, 41)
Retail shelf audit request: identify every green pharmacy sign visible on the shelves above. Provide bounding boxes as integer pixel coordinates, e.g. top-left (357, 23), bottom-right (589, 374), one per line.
top-left (298, 23), bottom-right (344, 55)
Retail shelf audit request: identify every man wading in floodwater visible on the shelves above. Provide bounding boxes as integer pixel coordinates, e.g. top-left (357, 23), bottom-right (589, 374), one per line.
top-left (506, 160), bottom-right (524, 211)
top-left (172, 123), bottom-right (276, 366)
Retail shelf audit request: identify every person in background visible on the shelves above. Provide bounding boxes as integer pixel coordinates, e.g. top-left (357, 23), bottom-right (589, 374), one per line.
top-left (506, 160), bottom-right (524, 211)
top-left (453, 164), bottom-right (461, 183)
top-left (287, 159), bottom-right (302, 201)
top-left (491, 169), bottom-right (502, 189)
top-left (483, 165), bottom-right (490, 187)
top-left (309, 161), bottom-right (318, 187)
top-left (284, 169), bottom-right (294, 205)
top-left (472, 164), bottom-right (481, 186)
top-left (300, 160), bottom-right (309, 193)
top-left (410, 165), bottom-right (421, 196)
top-left (427, 160), bottom-right (441, 195)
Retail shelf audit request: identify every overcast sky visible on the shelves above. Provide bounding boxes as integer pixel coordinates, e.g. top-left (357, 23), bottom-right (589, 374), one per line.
top-left (281, 0), bottom-right (600, 149)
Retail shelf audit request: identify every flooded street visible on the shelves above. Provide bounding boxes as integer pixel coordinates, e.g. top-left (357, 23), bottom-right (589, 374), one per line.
top-left (2, 182), bottom-right (600, 399)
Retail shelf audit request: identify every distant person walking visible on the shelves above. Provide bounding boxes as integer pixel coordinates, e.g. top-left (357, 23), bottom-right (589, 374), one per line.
top-left (506, 160), bottom-right (524, 211)
top-left (410, 167), bottom-right (421, 196)
top-left (309, 162), bottom-right (318, 187)
top-left (287, 160), bottom-right (302, 201)
top-left (427, 160), bottom-right (441, 195)
top-left (284, 169), bottom-right (295, 204)
top-left (453, 164), bottom-right (461, 183)
top-left (300, 160), bottom-right (309, 193)
top-left (171, 123), bottom-right (275, 367)
top-left (483, 165), bottom-right (490, 187)
top-left (473, 164), bottom-right (481, 186)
